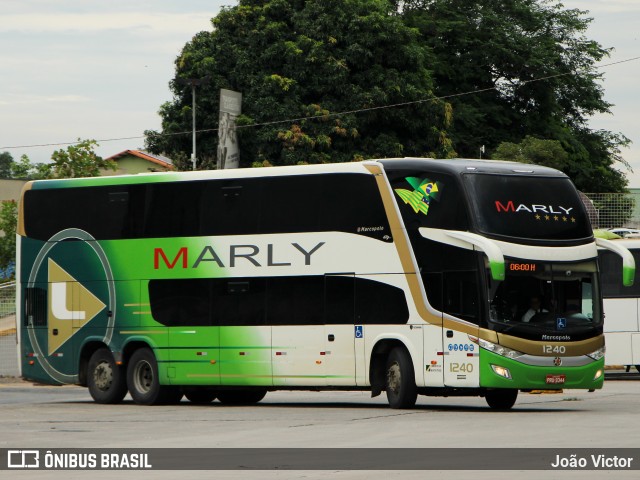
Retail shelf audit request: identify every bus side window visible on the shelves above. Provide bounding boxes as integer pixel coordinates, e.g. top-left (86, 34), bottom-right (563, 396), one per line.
top-left (24, 287), bottom-right (47, 327)
top-left (200, 179), bottom-right (261, 236)
top-left (443, 271), bottom-right (479, 324)
top-left (212, 278), bottom-right (266, 326)
top-left (266, 276), bottom-right (325, 325)
top-left (148, 279), bottom-right (211, 327)
top-left (325, 275), bottom-right (355, 325)
top-left (355, 278), bottom-right (409, 325)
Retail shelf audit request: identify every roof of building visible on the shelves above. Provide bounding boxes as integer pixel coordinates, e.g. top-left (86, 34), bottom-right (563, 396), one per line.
top-left (106, 150), bottom-right (174, 169)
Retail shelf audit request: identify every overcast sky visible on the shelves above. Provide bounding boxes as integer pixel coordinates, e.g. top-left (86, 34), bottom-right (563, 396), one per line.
top-left (1, 1), bottom-right (638, 187)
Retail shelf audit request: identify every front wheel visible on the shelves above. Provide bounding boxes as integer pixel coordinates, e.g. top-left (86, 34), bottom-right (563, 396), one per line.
top-left (485, 389), bottom-right (518, 410)
top-left (87, 348), bottom-right (128, 404)
top-left (127, 348), bottom-right (181, 405)
top-left (385, 347), bottom-right (417, 409)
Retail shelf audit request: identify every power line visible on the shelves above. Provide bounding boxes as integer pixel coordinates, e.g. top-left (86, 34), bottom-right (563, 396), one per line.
top-left (2, 55), bottom-right (640, 151)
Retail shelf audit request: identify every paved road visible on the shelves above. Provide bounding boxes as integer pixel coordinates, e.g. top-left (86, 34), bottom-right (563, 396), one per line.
top-left (1, 378), bottom-right (639, 479)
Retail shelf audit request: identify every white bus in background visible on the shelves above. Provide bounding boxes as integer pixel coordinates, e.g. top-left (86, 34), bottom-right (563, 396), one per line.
top-left (599, 238), bottom-right (640, 372)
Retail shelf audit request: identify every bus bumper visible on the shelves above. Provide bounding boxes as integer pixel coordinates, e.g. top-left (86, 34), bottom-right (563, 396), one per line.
top-left (479, 350), bottom-right (605, 390)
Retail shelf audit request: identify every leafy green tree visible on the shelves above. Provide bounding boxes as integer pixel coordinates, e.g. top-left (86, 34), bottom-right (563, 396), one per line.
top-left (146, 0), bottom-right (455, 169)
top-left (492, 136), bottom-right (569, 170)
top-left (49, 139), bottom-right (116, 178)
top-left (0, 200), bottom-right (17, 273)
top-left (400, 0), bottom-right (629, 192)
top-left (0, 152), bottom-right (12, 178)
top-left (8, 154), bottom-right (50, 180)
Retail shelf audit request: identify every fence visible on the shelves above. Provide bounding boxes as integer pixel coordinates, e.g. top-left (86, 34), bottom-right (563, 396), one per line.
top-left (584, 192), bottom-right (640, 231)
top-left (0, 281), bottom-right (18, 377)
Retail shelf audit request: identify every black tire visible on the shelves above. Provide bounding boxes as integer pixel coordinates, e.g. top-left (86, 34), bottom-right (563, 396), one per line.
top-left (485, 389), bottom-right (518, 410)
top-left (184, 389), bottom-right (217, 404)
top-left (127, 348), bottom-right (181, 405)
top-left (87, 348), bottom-right (128, 404)
top-left (385, 347), bottom-right (417, 409)
top-left (217, 389), bottom-right (267, 405)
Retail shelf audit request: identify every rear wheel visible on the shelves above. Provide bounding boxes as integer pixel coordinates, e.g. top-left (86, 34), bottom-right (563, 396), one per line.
top-left (217, 389), bottom-right (267, 405)
top-left (127, 348), bottom-right (181, 405)
top-left (87, 348), bottom-right (128, 404)
top-left (385, 347), bottom-right (417, 409)
top-left (485, 389), bottom-right (518, 410)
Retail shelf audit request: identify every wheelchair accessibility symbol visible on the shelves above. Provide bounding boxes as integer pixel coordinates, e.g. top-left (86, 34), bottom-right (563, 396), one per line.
top-left (355, 325), bottom-right (363, 338)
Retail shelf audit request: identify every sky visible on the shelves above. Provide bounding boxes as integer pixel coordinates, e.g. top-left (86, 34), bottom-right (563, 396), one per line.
top-left (0, 0), bottom-right (639, 186)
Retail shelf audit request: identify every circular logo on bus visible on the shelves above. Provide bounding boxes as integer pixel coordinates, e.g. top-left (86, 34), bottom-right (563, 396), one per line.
top-left (26, 229), bottom-right (114, 383)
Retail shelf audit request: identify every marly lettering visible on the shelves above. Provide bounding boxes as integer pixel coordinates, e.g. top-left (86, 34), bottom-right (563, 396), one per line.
top-left (154, 242), bottom-right (325, 269)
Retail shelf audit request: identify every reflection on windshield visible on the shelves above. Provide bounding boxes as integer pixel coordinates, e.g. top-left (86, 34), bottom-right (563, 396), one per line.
top-left (488, 261), bottom-right (599, 329)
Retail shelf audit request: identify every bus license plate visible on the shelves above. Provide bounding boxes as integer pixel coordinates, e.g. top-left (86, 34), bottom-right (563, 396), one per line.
top-left (546, 374), bottom-right (566, 385)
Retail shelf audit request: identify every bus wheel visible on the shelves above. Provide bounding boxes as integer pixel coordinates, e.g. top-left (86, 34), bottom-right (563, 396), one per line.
top-left (385, 347), bottom-right (417, 409)
top-left (184, 389), bottom-right (217, 404)
top-left (127, 348), bottom-right (180, 405)
top-left (485, 389), bottom-right (518, 410)
top-left (87, 348), bottom-right (128, 404)
top-left (217, 389), bottom-right (267, 405)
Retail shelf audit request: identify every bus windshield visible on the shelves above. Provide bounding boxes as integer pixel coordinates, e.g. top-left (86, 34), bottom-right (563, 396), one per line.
top-left (487, 259), bottom-right (601, 340)
top-left (463, 174), bottom-right (592, 242)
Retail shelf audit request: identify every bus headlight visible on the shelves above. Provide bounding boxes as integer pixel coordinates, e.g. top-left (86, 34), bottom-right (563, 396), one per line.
top-left (478, 338), bottom-right (524, 359)
top-left (593, 369), bottom-right (604, 381)
top-left (490, 364), bottom-right (512, 379)
top-left (586, 346), bottom-right (606, 361)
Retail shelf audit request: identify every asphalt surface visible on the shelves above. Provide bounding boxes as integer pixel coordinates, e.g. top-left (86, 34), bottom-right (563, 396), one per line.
top-left (0, 376), bottom-right (639, 480)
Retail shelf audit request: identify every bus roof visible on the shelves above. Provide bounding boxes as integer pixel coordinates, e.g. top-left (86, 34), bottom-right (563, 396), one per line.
top-left (23, 157), bottom-right (566, 192)
top-left (378, 158), bottom-right (568, 178)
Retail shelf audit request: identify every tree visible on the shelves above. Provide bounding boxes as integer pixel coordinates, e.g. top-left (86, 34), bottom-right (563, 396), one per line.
top-left (0, 200), bottom-right (17, 273)
top-left (492, 136), bottom-right (569, 170)
top-left (49, 139), bottom-right (116, 178)
top-left (9, 154), bottom-right (50, 180)
top-left (146, 0), bottom-right (455, 169)
top-left (400, 0), bottom-right (629, 192)
top-left (0, 152), bottom-right (12, 178)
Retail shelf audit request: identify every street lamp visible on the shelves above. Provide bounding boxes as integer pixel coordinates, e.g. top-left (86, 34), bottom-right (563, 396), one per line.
top-left (176, 75), bottom-right (211, 170)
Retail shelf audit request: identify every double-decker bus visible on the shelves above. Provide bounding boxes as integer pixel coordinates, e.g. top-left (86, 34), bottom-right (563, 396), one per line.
top-left (598, 237), bottom-right (640, 372)
top-left (17, 158), bottom-right (633, 409)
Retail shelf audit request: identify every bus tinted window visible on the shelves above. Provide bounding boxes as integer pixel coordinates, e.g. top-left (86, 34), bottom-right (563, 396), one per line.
top-left (355, 278), bottom-right (409, 325)
top-left (200, 179), bottom-right (262, 236)
top-left (266, 276), bottom-right (325, 325)
top-left (599, 250), bottom-right (640, 298)
top-left (325, 275), bottom-right (355, 324)
top-left (149, 278), bottom-right (211, 326)
top-left (387, 170), bottom-right (469, 231)
top-left (212, 278), bottom-right (267, 326)
top-left (24, 173), bottom-right (389, 241)
top-left (463, 174), bottom-right (592, 242)
top-left (149, 276), bottom-right (408, 326)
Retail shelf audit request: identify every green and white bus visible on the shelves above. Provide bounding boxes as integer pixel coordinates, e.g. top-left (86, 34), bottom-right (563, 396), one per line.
top-left (17, 158), bottom-right (633, 409)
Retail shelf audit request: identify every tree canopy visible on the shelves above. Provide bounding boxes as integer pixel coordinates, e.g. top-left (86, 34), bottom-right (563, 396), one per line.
top-left (146, 0), bottom-right (630, 192)
top-left (146, 0), bottom-right (454, 169)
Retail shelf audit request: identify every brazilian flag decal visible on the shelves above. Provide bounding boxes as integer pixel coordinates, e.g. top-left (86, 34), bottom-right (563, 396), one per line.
top-left (394, 177), bottom-right (442, 216)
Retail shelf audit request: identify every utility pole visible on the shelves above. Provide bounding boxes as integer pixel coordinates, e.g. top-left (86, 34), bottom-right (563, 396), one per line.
top-left (176, 75), bottom-right (210, 170)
